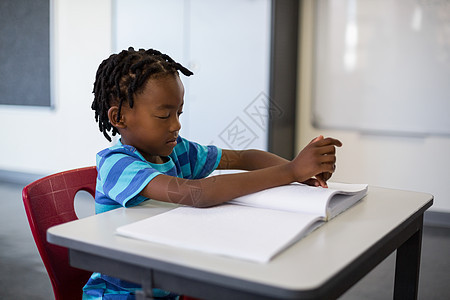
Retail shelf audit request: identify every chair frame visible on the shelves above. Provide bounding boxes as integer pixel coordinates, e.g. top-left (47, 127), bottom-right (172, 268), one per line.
top-left (22, 166), bottom-right (97, 300)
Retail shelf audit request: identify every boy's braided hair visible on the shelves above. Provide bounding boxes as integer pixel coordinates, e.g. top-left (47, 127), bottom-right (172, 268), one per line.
top-left (92, 47), bottom-right (193, 141)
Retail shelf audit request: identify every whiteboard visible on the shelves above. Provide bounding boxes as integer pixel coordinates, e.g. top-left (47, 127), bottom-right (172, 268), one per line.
top-left (312, 0), bottom-right (450, 136)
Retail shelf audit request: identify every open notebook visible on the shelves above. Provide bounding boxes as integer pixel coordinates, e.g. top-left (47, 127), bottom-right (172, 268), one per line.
top-left (116, 182), bottom-right (368, 263)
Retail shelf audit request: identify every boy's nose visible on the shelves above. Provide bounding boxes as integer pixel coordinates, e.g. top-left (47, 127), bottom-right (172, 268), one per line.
top-left (170, 116), bottom-right (181, 132)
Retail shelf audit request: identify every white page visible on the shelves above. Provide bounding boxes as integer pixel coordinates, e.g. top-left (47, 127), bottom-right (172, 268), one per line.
top-left (327, 182), bottom-right (368, 194)
top-left (116, 204), bottom-right (321, 263)
top-left (230, 182), bottom-right (367, 217)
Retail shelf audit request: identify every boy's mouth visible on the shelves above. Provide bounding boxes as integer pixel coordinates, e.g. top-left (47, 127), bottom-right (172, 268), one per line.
top-left (166, 137), bottom-right (178, 146)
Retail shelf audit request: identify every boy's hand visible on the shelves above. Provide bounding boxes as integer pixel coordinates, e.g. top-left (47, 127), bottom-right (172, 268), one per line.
top-left (311, 135), bottom-right (336, 187)
top-left (290, 135), bottom-right (342, 188)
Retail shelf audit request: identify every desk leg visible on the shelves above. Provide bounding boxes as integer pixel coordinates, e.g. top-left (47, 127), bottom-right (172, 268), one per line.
top-left (136, 270), bottom-right (155, 300)
top-left (394, 216), bottom-right (423, 300)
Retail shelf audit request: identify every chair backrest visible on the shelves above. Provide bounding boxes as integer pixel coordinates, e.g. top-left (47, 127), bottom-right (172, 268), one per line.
top-left (22, 167), bottom-right (97, 300)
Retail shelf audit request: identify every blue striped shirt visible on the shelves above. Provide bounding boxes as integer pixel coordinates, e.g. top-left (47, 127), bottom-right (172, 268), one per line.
top-left (83, 136), bottom-right (221, 299)
top-left (94, 136), bottom-right (221, 213)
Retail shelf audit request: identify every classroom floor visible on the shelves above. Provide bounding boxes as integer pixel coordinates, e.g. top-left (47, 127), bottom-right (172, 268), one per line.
top-left (1, 181), bottom-right (449, 300)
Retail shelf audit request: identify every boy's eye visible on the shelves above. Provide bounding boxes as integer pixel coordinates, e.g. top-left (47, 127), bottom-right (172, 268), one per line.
top-left (156, 111), bottom-right (182, 119)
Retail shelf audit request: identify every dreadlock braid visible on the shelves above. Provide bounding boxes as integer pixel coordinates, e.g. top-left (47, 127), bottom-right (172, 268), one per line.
top-left (91, 47), bottom-right (193, 141)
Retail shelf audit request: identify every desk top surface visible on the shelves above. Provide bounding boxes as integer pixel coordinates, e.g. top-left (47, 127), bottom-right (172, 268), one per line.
top-left (48, 186), bottom-right (432, 296)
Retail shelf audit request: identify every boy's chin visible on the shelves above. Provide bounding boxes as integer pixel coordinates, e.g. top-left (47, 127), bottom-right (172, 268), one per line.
top-left (160, 147), bottom-right (175, 157)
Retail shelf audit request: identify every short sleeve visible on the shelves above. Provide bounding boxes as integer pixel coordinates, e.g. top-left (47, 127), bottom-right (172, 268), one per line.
top-left (172, 137), bottom-right (222, 179)
top-left (95, 146), bottom-right (162, 211)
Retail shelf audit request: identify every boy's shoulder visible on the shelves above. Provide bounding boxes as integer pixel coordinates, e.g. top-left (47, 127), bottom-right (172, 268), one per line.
top-left (96, 136), bottom-right (218, 164)
top-left (97, 139), bottom-right (142, 156)
top-left (96, 136), bottom-right (191, 162)
top-left (96, 141), bottom-right (146, 168)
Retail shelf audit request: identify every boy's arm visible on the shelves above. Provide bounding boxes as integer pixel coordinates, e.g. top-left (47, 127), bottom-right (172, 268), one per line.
top-left (139, 137), bottom-right (342, 208)
top-left (218, 136), bottom-right (333, 186)
top-left (217, 149), bottom-right (289, 171)
top-left (142, 163), bottom-right (294, 208)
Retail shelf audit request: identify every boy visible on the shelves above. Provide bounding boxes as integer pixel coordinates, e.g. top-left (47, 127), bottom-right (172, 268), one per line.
top-left (85, 47), bottom-right (341, 299)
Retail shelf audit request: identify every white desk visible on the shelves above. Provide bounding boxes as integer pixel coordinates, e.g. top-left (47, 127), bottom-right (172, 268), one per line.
top-left (48, 186), bottom-right (432, 299)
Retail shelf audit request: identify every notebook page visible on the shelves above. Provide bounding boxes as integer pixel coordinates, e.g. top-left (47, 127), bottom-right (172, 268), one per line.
top-left (326, 183), bottom-right (368, 219)
top-left (116, 204), bottom-right (322, 263)
top-left (230, 183), bottom-right (368, 217)
top-left (230, 183), bottom-right (336, 217)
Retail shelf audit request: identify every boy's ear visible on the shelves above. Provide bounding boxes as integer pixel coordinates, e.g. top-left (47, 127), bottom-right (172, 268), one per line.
top-left (108, 106), bottom-right (126, 128)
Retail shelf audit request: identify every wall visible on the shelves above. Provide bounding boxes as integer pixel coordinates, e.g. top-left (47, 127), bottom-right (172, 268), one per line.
top-left (0, 0), bottom-right (271, 177)
top-left (0, 0), bottom-right (113, 175)
top-left (113, 0), bottom-right (271, 150)
top-left (297, 0), bottom-right (450, 213)
top-left (2, 0), bottom-right (447, 213)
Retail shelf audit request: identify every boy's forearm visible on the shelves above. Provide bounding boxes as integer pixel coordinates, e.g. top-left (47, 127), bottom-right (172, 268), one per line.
top-left (197, 163), bottom-right (294, 206)
top-left (145, 163), bottom-right (294, 208)
top-left (143, 136), bottom-right (342, 207)
top-left (218, 149), bottom-right (289, 171)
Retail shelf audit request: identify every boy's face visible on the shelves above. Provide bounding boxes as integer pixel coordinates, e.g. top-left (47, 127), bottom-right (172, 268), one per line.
top-left (113, 74), bottom-right (184, 163)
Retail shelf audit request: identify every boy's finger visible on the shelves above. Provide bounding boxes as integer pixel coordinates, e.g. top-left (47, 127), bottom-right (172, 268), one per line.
top-left (309, 135), bottom-right (324, 145)
top-left (313, 137), bottom-right (342, 145)
top-left (315, 175), bottom-right (328, 188)
top-left (320, 154), bottom-right (337, 164)
top-left (317, 145), bottom-right (337, 155)
top-left (302, 178), bottom-right (320, 187)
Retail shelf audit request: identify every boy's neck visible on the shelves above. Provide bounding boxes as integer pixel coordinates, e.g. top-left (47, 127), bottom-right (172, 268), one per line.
top-left (118, 138), bottom-right (168, 164)
top-left (152, 156), bottom-right (169, 164)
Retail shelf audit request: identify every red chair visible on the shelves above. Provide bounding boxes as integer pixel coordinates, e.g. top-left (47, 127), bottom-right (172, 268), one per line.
top-left (22, 167), bottom-right (97, 300)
